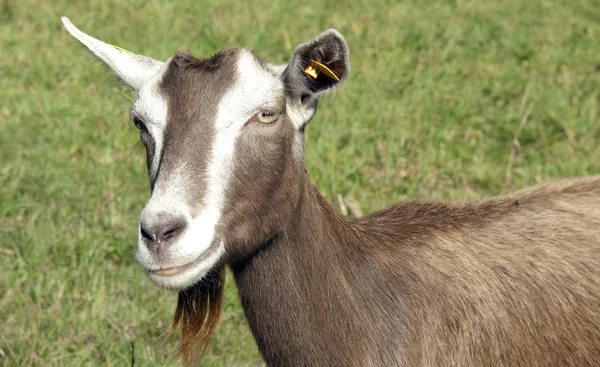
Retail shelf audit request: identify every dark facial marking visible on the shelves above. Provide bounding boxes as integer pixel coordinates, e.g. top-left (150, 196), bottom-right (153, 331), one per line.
top-left (156, 50), bottom-right (240, 216)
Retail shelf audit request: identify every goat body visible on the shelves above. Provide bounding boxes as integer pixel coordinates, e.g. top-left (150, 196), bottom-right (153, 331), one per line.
top-left (233, 176), bottom-right (600, 366)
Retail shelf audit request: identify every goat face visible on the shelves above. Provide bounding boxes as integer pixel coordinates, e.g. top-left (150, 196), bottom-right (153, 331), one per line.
top-left (62, 17), bottom-right (350, 290)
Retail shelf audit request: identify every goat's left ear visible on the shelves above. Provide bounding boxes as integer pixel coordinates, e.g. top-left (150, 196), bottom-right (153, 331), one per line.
top-left (283, 29), bottom-right (350, 103)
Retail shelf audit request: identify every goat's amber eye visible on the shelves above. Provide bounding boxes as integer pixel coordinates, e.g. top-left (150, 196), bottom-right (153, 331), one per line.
top-left (257, 111), bottom-right (278, 124)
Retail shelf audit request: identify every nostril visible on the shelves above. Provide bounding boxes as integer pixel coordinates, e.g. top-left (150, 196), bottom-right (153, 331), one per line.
top-left (140, 225), bottom-right (154, 242)
top-left (162, 223), bottom-right (183, 241)
top-left (139, 217), bottom-right (187, 251)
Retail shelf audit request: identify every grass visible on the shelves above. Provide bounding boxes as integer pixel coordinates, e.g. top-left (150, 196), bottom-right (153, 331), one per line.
top-left (1, 0), bottom-right (599, 365)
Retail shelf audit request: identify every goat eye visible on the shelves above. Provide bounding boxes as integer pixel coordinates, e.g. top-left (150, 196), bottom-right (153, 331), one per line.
top-left (132, 116), bottom-right (146, 131)
top-left (257, 110), bottom-right (278, 124)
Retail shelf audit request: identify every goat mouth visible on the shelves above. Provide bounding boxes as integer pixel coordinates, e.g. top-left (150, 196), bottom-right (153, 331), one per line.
top-left (149, 239), bottom-right (221, 277)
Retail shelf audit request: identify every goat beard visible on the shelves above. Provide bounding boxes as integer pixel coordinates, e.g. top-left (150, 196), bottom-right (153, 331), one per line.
top-left (166, 265), bottom-right (225, 366)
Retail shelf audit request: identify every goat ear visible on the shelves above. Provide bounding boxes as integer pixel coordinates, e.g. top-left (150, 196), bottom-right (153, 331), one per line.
top-left (61, 17), bottom-right (164, 90)
top-left (283, 29), bottom-right (350, 102)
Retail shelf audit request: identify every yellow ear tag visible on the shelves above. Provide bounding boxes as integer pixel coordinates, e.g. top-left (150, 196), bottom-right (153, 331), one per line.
top-left (304, 59), bottom-right (340, 82)
top-left (305, 65), bottom-right (319, 79)
top-left (109, 43), bottom-right (134, 55)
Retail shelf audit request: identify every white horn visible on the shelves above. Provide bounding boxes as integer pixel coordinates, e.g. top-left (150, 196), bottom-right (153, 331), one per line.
top-left (61, 17), bottom-right (164, 90)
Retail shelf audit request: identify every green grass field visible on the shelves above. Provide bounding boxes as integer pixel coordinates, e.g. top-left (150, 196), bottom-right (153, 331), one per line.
top-left (1, 0), bottom-right (599, 365)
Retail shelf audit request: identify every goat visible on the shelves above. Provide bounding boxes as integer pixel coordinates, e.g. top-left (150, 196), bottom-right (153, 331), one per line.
top-left (62, 17), bottom-right (600, 366)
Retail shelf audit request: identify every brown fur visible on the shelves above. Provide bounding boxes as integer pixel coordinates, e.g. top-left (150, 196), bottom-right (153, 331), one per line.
top-left (229, 176), bottom-right (600, 366)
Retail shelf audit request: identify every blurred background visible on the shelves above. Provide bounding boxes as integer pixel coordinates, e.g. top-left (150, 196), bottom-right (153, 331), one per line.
top-left (1, 0), bottom-right (598, 365)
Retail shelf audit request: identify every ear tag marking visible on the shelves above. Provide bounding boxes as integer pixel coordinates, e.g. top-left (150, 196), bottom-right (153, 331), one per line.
top-left (304, 59), bottom-right (340, 82)
top-left (108, 43), bottom-right (134, 55)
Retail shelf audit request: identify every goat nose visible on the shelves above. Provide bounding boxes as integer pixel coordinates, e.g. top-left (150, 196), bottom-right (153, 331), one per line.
top-left (140, 218), bottom-right (186, 251)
